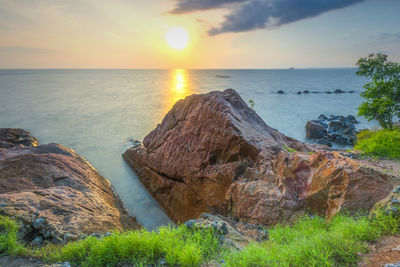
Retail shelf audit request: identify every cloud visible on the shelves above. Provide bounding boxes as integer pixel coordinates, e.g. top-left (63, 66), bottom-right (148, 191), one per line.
top-left (171, 0), bottom-right (366, 35)
top-left (372, 32), bottom-right (400, 43)
top-left (209, 0), bottom-right (366, 35)
top-left (170, 0), bottom-right (246, 14)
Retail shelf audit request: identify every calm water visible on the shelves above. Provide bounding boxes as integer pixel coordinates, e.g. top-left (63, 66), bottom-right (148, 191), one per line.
top-left (0, 69), bottom-right (373, 228)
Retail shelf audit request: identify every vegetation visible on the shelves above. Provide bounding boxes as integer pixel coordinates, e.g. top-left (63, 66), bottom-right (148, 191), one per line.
top-left (283, 144), bottom-right (297, 153)
top-left (356, 53), bottom-right (400, 130)
top-left (0, 210), bottom-right (399, 267)
top-left (354, 128), bottom-right (400, 159)
top-left (248, 99), bottom-right (256, 109)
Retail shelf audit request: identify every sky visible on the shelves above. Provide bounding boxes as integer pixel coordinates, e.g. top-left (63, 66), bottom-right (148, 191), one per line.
top-left (0, 0), bottom-right (399, 69)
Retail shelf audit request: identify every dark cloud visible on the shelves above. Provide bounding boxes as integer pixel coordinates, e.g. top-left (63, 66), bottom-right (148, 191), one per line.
top-left (170, 0), bottom-right (246, 14)
top-left (373, 32), bottom-right (400, 43)
top-left (171, 0), bottom-right (366, 35)
top-left (209, 0), bottom-right (366, 35)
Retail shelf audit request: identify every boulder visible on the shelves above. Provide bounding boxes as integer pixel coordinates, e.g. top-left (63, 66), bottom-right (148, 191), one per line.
top-left (305, 114), bottom-right (359, 146)
top-left (305, 121), bottom-right (327, 139)
top-left (124, 89), bottom-right (398, 225)
top-left (277, 90), bottom-right (285, 94)
top-left (0, 128), bottom-right (38, 149)
top-left (0, 129), bottom-right (139, 244)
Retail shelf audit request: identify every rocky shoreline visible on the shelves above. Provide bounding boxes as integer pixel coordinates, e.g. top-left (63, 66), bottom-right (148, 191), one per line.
top-left (123, 89), bottom-right (399, 227)
top-left (1, 89), bottom-right (400, 266)
top-left (0, 128), bottom-right (139, 246)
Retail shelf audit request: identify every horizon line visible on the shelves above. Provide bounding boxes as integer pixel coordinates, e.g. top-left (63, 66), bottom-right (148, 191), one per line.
top-left (0, 67), bottom-right (357, 70)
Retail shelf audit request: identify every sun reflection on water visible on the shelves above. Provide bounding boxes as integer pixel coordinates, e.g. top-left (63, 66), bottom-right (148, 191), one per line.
top-left (165, 69), bottom-right (192, 112)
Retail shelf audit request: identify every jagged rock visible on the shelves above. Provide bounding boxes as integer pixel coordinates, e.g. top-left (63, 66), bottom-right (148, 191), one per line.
top-left (0, 129), bottom-right (139, 244)
top-left (303, 90), bottom-right (310, 94)
top-left (184, 213), bottom-right (267, 249)
top-left (124, 89), bottom-right (398, 226)
top-left (0, 128), bottom-right (38, 149)
top-left (305, 114), bottom-right (359, 146)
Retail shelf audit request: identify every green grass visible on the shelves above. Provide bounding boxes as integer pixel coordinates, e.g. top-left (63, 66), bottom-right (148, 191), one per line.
top-left (354, 128), bottom-right (400, 159)
top-left (0, 210), bottom-right (399, 266)
top-left (283, 145), bottom-right (297, 153)
top-left (223, 213), bottom-right (398, 267)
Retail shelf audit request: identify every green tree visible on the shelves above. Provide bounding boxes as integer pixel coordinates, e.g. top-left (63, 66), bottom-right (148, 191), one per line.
top-left (356, 53), bottom-right (400, 129)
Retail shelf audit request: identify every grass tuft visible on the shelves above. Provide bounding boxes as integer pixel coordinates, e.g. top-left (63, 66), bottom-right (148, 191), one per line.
top-left (354, 128), bottom-right (400, 159)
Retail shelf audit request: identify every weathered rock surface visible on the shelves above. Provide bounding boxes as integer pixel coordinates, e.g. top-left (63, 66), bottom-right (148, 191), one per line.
top-left (0, 128), bottom-right (139, 244)
top-left (184, 213), bottom-right (267, 249)
top-left (124, 89), bottom-right (399, 225)
top-left (305, 114), bottom-right (359, 146)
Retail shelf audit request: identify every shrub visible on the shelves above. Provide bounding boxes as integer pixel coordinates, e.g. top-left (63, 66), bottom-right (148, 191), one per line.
top-left (354, 128), bottom-right (400, 159)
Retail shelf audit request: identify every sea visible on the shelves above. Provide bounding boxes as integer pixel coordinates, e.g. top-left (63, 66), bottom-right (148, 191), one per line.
top-left (0, 68), bottom-right (375, 229)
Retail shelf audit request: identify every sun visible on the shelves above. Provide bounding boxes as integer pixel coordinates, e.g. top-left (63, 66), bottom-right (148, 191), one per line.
top-left (165, 27), bottom-right (189, 50)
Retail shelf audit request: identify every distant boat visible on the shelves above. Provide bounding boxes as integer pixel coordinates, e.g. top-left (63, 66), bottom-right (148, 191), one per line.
top-left (216, 75), bottom-right (230, 78)
top-left (289, 67), bottom-right (295, 70)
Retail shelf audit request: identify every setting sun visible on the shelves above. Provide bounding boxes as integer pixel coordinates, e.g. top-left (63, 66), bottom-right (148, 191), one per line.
top-left (165, 27), bottom-right (189, 50)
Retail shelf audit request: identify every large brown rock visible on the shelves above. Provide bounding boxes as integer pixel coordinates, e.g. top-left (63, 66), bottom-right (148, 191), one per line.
top-left (123, 89), bottom-right (399, 225)
top-left (0, 129), bottom-right (139, 244)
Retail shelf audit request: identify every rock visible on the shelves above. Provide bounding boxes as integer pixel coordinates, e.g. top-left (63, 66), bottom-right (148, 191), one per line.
top-left (305, 121), bottom-right (327, 139)
top-left (33, 217), bottom-right (46, 230)
top-left (305, 114), bottom-right (359, 146)
top-left (385, 262), bottom-right (400, 267)
top-left (183, 213), bottom-right (265, 249)
top-left (326, 91), bottom-right (332, 94)
top-left (0, 128), bottom-right (38, 150)
top-left (303, 90), bottom-right (310, 94)
top-left (31, 236), bottom-right (44, 246)
top-left (277, 90), bottom-right (285, 94)
top-left (124, 89), bottom-right (310, 223)
top-left (312, 91), bottom-right (320, 93)
top-left (297, 91), bottom-right (302, 94)
top-left (275, 151), bottom-right (396, 219)
top-left (0, 129), bottom-right (139, 245)
top-left (124, 89), bottom-right (397, 226)
top-left (333, 89), bottom-right (345, 93)
top-left (348, 90), bottom-right (355, 93)
top-left (45, 262), bottom-right (72, 267)
top-left (315, 138), bottom-right (332, 147)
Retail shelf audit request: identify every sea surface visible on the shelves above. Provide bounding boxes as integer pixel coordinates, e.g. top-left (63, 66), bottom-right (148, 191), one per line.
top-left (0, 69), bottom-right (374, 229)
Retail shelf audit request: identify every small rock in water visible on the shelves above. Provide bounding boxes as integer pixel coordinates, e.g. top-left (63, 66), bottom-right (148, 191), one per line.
top-left (305, 114), bottom-right (359, 146)
top-left (326, 91), bottom-right (332, 94)
top-left (277, 90), bottom-right (285, 94)
top-left (297, 91), bottom-right (302, 94)
top-left (303, 90), bottom-right (310, 94)
top-left (333, 89), bottom-right (345, 93)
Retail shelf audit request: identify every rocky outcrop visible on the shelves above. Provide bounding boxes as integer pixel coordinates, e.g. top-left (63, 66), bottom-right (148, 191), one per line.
top-left (0, 129), bottom-right (139, 245)
top-left (305, 114), bottom-right (359, 146)
top-left (124, 89), bottom-right (398, 225)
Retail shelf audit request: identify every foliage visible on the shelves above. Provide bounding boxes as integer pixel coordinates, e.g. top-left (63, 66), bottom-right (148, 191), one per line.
top-left (224, 214), bottom-right (390, 267)
top-left (354, 128), bottom-right (400, 159)
top-left (248, 99), bottom-right (256, 109)
top-left (356, 53), bottom-right (400, 129)
top-left (0, 215), bottom-right (27, 257)
top-left (283, 144), bottom-right (297, 153)
top-left (1, 210), bottom-right (400, 267)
